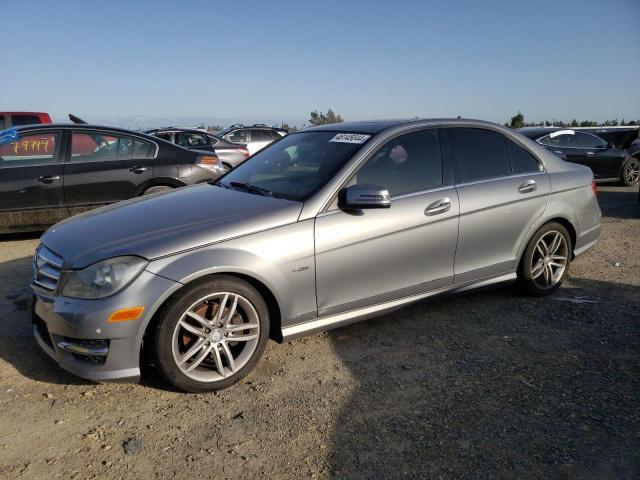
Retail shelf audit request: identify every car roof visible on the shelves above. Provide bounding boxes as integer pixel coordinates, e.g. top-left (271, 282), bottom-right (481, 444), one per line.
top-left (516, 127), bottom-right (562, 139)
top-left (301, 118), bottom-right (504, 135)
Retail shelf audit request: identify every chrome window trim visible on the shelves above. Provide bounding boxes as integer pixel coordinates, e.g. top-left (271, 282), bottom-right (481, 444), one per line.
top-left (454, 170), bottom-right (547, 188)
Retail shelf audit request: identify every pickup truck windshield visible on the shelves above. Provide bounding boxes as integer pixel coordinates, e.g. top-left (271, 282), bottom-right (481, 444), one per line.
top-left (217, 131), bottom-right (370, 201)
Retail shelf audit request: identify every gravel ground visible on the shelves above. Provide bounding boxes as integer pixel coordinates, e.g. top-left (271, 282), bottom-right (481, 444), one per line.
top-left (0, 186), bottom-right (638, 480)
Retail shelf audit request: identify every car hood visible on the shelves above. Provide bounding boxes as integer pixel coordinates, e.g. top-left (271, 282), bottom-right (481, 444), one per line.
top-left (41, 184), bottom-right (303, 268)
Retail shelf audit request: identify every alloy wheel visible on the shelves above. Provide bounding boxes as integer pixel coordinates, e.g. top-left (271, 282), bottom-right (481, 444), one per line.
top-left (171, 292), bottom-right (260, 382)
top-left (624, 158), bottom-right (640, 185)
top-left (530, 230), bottom-right (568, 289)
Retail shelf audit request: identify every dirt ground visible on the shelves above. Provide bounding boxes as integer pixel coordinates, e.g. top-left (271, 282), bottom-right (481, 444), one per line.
top-left (0, 186), bottom-right (638, 480)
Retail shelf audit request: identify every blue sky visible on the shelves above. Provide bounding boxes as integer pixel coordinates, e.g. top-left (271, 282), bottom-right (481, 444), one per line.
top-left (1, 0), bottom-right (638, 128)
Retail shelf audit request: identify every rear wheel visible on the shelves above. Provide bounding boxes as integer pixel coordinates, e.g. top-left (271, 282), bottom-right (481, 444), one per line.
top-left (621, 157), bottom-right (640, 186)
top-left (222, 163), bottom-right (232, 173)
top-left (152, 275), bottom-right (269, 393)
top-left (519, 222), bottom-right (571, 296)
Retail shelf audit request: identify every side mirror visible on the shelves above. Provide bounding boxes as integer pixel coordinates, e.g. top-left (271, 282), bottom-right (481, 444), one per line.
top-left (338, 184), bottom-right (391, 210)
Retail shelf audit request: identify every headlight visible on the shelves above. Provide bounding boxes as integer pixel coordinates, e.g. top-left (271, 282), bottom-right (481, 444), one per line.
top-left (61, 256), bottom-right (147, 299)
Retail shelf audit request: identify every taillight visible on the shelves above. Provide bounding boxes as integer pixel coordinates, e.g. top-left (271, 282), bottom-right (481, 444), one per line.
top-left (238, 147), bottom-right (250, 159)
top-left (197, 155), bottom-right (225, 175)
top-left (591, 180), bottom-right (597, 194)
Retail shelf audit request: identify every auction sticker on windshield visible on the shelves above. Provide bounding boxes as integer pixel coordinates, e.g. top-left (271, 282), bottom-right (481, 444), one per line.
top-left (329, 133), bottom-right (371, 144)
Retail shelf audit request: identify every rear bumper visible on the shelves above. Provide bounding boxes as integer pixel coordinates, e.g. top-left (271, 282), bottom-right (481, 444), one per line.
top-left (31, 270), bottom-right (179, 382)
top-left (574, 223), bottom-right (601, 258)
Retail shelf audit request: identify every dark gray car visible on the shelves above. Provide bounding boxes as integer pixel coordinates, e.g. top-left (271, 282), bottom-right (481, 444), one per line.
top-left (31, 119), bottom-right (601, 392)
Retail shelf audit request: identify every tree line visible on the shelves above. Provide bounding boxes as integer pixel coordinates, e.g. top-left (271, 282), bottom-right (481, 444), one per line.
top-left (506, 112), bottom-right (640, 129)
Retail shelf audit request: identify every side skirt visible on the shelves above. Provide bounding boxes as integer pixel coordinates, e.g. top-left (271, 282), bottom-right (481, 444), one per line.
top-left (281, 271), bottom-right (517, 341)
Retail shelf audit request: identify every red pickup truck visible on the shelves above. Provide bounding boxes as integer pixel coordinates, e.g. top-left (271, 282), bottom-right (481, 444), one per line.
top-left (0, 112), bottom-right (52, 130)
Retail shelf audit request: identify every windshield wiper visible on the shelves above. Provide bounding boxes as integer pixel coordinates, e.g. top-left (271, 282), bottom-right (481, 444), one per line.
top-left (230, 181), bottom-right (273, 197)
top-left (211, 180), bottom-right (229, 188)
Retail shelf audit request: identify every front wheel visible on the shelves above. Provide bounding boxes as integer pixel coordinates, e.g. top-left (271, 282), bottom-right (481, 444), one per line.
top-left (621, 157), bottom-right (640, 186)
top-left (151, 275), bottom-right (270, 393)
top-left (519, 222), bottom-right (572, 296)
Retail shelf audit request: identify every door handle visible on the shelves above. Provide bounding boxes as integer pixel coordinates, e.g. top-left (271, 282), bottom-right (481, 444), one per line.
top-left (586, 151), bottom-right (594, 155)
top-left (554, 150), bottom-right (563, 154)
top-left (36, 175), bottom-right (60, 184)
top-left (518, 179), bottom-right (537, 193)
top-left (424, 198), bottom-right (451, 216)
top-left (129, 166), bottom-right (148, 173)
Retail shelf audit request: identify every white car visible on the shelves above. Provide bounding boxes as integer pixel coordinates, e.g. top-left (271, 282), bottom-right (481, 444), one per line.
top-left (216, 124), bottom-right (287, 155)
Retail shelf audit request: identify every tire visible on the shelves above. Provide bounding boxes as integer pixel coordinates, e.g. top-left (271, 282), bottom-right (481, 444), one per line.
top-left (143, 185), bottom-right (173, 195)
top-left (222, 163), bottom-right (232, 173)
top-left (519, 222), bottom-right (572, 297)
top-left (621, 156), bottom-right (640, 187)
top-left (151, 275), bottom-right (269, 393)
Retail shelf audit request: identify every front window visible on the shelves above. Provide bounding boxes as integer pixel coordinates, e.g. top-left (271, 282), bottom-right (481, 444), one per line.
top-left (0, 131), bottom-right (60, 167)
top-left (218, 131), bottom-right (371, 201)
top-left (539, 133), bottom-right (578, 148)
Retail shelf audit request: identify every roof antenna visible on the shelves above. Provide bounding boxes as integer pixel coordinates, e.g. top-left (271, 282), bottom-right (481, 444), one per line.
top-left (457, 116), bottom-right (461, 119)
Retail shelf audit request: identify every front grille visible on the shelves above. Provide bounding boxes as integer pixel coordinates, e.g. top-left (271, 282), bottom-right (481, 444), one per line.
top-left (32, 245), bottom-right (63, 293)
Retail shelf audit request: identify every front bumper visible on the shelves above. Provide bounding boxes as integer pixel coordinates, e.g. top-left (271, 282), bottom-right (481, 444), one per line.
top-left (31, 270), bottom-right (180, 382)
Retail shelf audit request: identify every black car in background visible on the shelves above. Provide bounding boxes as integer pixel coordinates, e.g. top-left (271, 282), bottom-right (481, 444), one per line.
top-left (146, 127), bottom-right (250, 171)
top-left (519, 127), bottom-right (639, 186)
top-left (0, 124), bottom-right (225, 233)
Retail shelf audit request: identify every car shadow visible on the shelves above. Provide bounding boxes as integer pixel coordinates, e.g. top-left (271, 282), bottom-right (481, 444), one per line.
top-left (0, 255), bottom-right (93, 386)
top-left (596, 186), bottom-right (639, 220)
top-left (325, 277), bottom-right (640, 479)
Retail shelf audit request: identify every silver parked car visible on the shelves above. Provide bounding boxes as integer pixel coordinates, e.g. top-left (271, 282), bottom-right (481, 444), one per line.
top-left (31, 119), bottom-right (601, 392)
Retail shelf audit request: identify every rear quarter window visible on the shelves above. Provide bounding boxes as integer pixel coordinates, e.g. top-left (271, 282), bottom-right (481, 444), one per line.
top-left (506, 139), bottom-right (544, 174)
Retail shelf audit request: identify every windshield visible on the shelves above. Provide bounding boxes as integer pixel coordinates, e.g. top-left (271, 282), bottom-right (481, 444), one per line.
top-left (217, 131), bottom-right (371, 201)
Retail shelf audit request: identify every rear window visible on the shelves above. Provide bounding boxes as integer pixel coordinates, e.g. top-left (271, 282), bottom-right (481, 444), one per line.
top-left (12, 115), bottom-right (42, 126)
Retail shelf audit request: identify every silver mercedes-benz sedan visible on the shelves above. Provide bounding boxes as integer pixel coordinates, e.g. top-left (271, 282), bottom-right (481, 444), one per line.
top-left (30, 119), bottom-right (601, 392)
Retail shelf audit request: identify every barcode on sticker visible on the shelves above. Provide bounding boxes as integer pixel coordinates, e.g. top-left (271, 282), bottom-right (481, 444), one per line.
top-left (329, 133), bottom-right (371, 144)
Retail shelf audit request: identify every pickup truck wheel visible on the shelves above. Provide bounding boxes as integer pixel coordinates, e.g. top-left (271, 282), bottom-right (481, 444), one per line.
top-left (152, 275), bottom-right (269, 393)
top-left (621, 157), bottom-right (640, 186)
top-left (519, 222), bottom-right (571, 297)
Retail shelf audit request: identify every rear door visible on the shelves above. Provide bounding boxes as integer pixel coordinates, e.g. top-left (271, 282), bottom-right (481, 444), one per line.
top-left (63, 129), bottom-right (154, 212)
top-left (248, 129), bottom-right (274, 154)
top-left (574, 131), bottom-right (619, 178)
top-left (0, 129), bottom-right (66, 230)
top-left (449, 127), bottom-right (550, 283)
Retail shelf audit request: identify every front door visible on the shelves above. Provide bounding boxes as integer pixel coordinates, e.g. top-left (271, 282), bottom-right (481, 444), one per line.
top-left (314, 128), bottom-right (459, 316)
top-left (63, 129), bottom-right (154, 212)
top-left (0, 129), bottom-right (66, 230)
